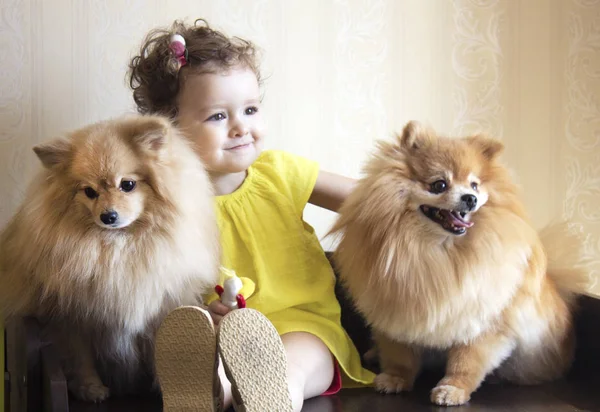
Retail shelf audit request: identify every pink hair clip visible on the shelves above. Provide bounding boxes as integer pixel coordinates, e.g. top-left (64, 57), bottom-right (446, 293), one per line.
top-left (169, 34), bottom-right (188, 68)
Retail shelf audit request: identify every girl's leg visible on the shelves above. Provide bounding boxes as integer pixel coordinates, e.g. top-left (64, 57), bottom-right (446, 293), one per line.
top-left (217, 357), bottom-right (233, 409)
top-left (157, 308), bottom-right (338, 412)
top-left (281, 332), bottom-right (335, 412)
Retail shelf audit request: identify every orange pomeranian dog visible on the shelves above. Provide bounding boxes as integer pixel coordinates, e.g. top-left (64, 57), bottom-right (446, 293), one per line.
top-left (0, 115), bottom-right (219, 402)
top-left (331, 121), bottom-right (589, 406)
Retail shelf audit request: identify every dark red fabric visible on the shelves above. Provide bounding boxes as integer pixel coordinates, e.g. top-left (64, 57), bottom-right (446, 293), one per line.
top-left (322, 360), bottom-right (342, 396)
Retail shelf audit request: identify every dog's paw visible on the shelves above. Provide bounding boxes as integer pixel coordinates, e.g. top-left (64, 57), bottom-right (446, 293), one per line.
top-left (374, 373), bottom-right (412, 394)
top-left (68, 380), bottom-right (110, 402)
top-left (430, 384), bottom-right (470, 406)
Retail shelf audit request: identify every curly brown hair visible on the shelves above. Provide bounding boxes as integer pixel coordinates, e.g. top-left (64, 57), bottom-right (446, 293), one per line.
top-left (128, 19), bottom-right (261, 118)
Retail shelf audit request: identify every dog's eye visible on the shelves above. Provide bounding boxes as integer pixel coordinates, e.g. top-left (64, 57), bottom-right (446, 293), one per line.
top-left (471, 182), bottom-right (479, 191)
top-left (84, 187), bottom-right (98, 199)
top-left (430, 180), bottom-right (447, 194)
top-left (120, 180), bottom-right (136, 193)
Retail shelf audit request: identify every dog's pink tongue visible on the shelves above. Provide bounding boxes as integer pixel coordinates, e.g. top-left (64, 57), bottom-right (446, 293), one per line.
top-left (440, 210), bottom-right (474, 228)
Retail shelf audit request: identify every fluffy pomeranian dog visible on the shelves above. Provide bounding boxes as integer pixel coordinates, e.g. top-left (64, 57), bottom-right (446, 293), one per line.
top-left (0, 115), bottom-right (219, 402)
top-left (331, 121), bottom-right (589, 406)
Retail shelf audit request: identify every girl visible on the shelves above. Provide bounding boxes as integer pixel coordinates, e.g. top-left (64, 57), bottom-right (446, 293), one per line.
top-left (129, 19), bottom-right (375, 412)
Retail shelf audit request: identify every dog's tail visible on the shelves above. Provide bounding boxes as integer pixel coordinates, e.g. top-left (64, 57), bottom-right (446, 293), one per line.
top-left (539, 221), bottom-right (594, 303)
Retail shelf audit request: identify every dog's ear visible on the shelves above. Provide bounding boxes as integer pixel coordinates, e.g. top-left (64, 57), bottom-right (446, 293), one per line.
top-left (397, 121), bottom-right (434, 151)
top-left (33, 138), bottom-right (72, 169)
top-left (127, 116), bottom-right (172, 153)
top-left (466, 134), bottom-right (504, 160)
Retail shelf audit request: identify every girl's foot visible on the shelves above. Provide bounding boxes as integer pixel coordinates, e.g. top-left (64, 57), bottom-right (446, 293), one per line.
top-left (218, 308), bottom-right (293, 412)
top-left (155, 306), bottom-right (223, 412)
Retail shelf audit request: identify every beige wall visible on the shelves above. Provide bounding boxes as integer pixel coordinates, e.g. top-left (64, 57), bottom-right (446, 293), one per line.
top-left (0, 0), bottom-right (598, 294)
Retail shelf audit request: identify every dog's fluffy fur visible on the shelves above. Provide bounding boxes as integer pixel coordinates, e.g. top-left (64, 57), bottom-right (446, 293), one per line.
top-left (331, 121), bottom-right (590, 406)
top-left (0, 115), bottom-right (219, 402)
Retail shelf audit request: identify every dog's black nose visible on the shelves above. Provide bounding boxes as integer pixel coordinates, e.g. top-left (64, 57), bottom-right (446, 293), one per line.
top-left (461, 194), bottom-right (477, 210)
top-left (100, 210), bottom-right (118, 225)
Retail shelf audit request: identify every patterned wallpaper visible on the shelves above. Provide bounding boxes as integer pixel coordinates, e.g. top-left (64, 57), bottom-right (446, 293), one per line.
top-left (0, 0), bottom-right (598, 294)
top-left (564, 0), bottom-right (600, 293)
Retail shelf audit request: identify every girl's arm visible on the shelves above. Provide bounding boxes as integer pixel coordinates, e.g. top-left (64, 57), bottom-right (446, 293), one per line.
top-left (309, 171), bottom-right (357, 212)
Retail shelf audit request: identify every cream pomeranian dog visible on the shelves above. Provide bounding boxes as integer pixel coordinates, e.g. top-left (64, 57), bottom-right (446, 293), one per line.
top-left (0, 115), bottom-right (219, 402)
top-left (330, 121), bottom-right (590, 406)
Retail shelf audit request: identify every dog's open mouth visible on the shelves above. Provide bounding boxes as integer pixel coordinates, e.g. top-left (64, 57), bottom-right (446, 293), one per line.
top-left (420, 205), bottom-right (474, 235)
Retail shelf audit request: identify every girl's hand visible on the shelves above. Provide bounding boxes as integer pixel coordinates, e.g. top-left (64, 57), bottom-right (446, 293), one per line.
top-left (207, 299), bottom-right (231, 325)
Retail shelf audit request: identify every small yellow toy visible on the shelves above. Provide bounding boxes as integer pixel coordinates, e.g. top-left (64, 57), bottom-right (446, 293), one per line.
top-left (214, 267), bottom-right (256, 309)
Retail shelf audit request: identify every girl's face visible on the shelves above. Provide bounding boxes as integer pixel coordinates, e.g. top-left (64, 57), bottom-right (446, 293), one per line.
top-left (176, 68), bottom-right (265, 175)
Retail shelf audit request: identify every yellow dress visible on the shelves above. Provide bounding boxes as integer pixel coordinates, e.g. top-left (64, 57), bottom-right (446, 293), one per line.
top-left (213, 150), bottom-right (375, 387)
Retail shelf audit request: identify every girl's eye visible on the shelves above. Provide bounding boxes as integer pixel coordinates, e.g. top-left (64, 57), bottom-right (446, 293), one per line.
top-left (207, 113), bottom-right (226, 121)
top-left (245, 106), bottom-right (259, 115)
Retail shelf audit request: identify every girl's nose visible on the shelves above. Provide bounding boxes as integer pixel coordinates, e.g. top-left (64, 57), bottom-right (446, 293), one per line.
top-left (229, 118), bottom-right (249, 138)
